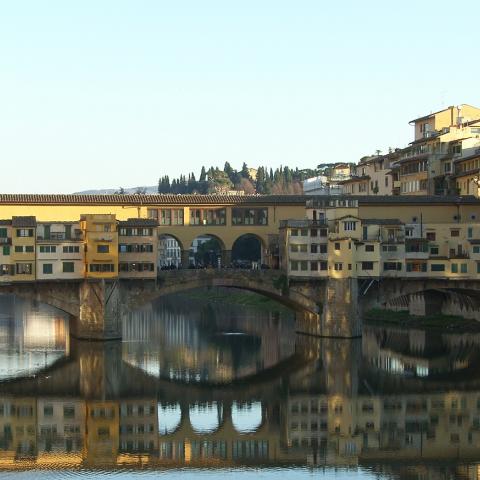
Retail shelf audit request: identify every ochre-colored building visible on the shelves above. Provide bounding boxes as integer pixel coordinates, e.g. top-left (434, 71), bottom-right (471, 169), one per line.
top-left (80, 214), bottom-right (118, 279)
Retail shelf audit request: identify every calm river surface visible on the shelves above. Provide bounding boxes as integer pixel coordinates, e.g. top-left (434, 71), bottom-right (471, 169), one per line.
top-left (0, 289), bottom-right (479, 479)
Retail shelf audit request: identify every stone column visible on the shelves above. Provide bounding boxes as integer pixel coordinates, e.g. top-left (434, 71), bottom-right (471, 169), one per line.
top-left (222, 249), bottom-right (232, 268)
top-left (72, 280), bottom-right (122, 340)
top-left (181, 249), bottom-right (190, 269)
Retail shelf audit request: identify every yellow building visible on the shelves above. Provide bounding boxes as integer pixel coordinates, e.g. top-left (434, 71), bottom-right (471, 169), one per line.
top-left (118, 219), bottom-right (158, 279)
top-left (10, 217), bottom-right (36, 282)
top-left (281, 196), bottom-right (480, 280)
top-left (80, 214), bottom-right (118, 279)
top-left (0, 220), bottom-right (14, 281)
top-left (454, 152), bottom-right (480, 196)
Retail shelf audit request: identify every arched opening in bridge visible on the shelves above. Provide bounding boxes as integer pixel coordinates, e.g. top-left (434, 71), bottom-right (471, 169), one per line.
top-left (158, 403), bottom-right (182, 434)
top-left (231, 234), bottom-right (264, 268)
top-left (232, 401), bottom-right (263, 433)
top-left (189, 402), bottom-right (222, 433)
top-left (189, 235), bottom-right (225, 268)
top-left (158, 234), bottom-right (183, 270)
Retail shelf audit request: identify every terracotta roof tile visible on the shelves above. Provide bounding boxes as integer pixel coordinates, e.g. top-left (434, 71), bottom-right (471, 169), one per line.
top-left (0, 194), bottom-right (308, 206)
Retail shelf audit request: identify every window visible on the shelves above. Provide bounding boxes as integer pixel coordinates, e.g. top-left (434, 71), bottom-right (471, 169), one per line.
top-left (365, 244), bottom-right (374, 252)
top-left (39, 245), bottom-right (56, 253)
top-left (63, 406), bottom-right (75, 419)
top-left (25, 246), bottom-right (34, 253)
top-left (451, 230), bottom-right (460, 237)
top-left (319, 244), bottom-right (327, 253)
top-left (97, 245), bottom-right (110, 253)
top-left (362, 261), bottom-right (374, 270)
top-left (0, 228), bottom-right (7, 238)
top-left (319, 229), bottom-right (328, 237)
top-left (405, 228), bottom-right (414, 237)
top-left (43, 405), bottom-right (53, 417)
top-left (431, 264), bottom-right (445, 272)
top-left (319, 261), bottom-right (328, 270)
top-left (291, 229), bottom-right (298, 237)
top-left (451, 263), bottom-right (458, 273)
top-left (2, 246), bottom-right (9, 255)
top-left (406, 262), bottom-right (427, 272)
top-left (384, 262), bottom-right (402, 271)
top-left (461, 263), bottom-right (468, 273)
top-left (477, 263), bottom-right (480, 274)
top-left (430, 246), bottom-right (439, 255)
top-left (343, 221), bottom-right (357, 231)
top-left (63, 262), bottom-right (74, 273)
top-left (232, 208), bottom-right (267, 226)
top-left (89, 263), bottom-right (115, 273)
top-left (14, 246), bottom-right (23, 253)
top-left (335, 243), bottom-right (340, 251)
top-left (300, 229), bottom-right (308, 236)
top-left (159, 209), bottom-right (171, 225)
top-left (382, 245), bottom-right (398, 252)
top-left (290, 244), bottom-right (298, 252)
top-left (310, 229), bottom-right (317, 237)
top-left (42, 264), bottom-right (53, 274)
top-left (310, 261), bottom-right (318, 271)
top-left (290, 261), bottom-right (298, 271)
top-left (468, 227), bottom-right (473, 238)
top-left (299, 244), bottom-right (307, 253)
top-left (300, 261), bottom-right (308, 271)
top-left (16, 229), bottom-right (33, 237)
top-left (426, 232), bottom-right (436, 241)
top-left (474, 246), bottom-right (480, 254)
top-left (63, 246), bottom-right (80, 253)
top-left (16, 263), bottom-right (32, 274)
top-left (310, 244), bottom-right (318, 254)
top-left (172, 209), bottom-right (184, 225)
top-left (334, 263), bottom-right (343, 271)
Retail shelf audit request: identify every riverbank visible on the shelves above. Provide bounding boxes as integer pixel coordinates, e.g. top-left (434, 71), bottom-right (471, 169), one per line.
top-left (365, 308), bottom-right (480, 332)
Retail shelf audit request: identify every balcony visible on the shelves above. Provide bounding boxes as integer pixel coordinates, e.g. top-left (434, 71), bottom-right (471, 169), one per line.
top-left (0, 238), bottom-right (11, 245)
top-left (37, 233), bottom-right (84, 242)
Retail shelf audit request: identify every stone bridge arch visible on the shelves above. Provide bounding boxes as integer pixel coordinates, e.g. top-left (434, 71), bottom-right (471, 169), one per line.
top-left (119, 270), bottom-right (321, 316)
top-left (364, 278), bottom-right (480, 320)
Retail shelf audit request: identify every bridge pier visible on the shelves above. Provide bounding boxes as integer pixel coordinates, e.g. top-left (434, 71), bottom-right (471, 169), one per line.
top-left (222, 249), bottom-right (232, 267)
top-left (181, 249), bottom-right (190, 268)
top-left (71, 280), bottom-right (122, 340)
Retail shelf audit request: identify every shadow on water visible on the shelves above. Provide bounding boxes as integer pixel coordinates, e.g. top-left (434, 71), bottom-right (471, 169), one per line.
top-left (0, 289), bottom-right (479, 478)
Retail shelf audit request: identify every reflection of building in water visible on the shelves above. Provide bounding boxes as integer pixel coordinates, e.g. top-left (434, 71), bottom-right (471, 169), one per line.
top-left (36, 399), bottom-right (85, 457)
top-left (119, 400), bottom-right (159, 455)
top-left (85, 401), bottom-right (119, 466)
top-left (285, 391), bottom-right (480, 464)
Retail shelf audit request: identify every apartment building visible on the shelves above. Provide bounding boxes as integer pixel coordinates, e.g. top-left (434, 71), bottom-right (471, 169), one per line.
top-left (118, 218), bottom-right (158, 279)
top-left (80, 214), bottom-right (118, 279)
top-left (36, 222), bottom-right (84, 280)
top-left (397, 105), bottom-right (480, 195)
top-left (454, 151), bottom-right (480, 196)
top-left (11, 217), bottom-right (37, 281)
top-left (340, 151), bottom-right (401, 196)
top-left (0, 220), bottom-right (14, 280)
top-left (280, 196), bottom-right (480, 280)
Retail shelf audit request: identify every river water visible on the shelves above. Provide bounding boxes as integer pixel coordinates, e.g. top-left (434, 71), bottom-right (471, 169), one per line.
top-left (0, 290), bottom-right (479, 479)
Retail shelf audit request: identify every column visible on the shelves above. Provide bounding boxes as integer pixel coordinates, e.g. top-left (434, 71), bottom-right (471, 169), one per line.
top-left (222, 249), bottom-right (232, 268)
top-left (181, 249), bottom-right (190, 269)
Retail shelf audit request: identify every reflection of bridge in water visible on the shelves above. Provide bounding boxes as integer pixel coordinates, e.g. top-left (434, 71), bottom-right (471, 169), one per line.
top-left (0, 335), bottom-right (480, 472)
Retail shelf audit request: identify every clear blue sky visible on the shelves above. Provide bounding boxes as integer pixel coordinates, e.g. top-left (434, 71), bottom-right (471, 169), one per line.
top-left (1, 0), bottom-right (479, 193)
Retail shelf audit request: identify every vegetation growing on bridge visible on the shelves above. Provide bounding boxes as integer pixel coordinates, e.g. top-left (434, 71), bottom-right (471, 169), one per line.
top-left (365, 309), bottom-right (480, 332)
